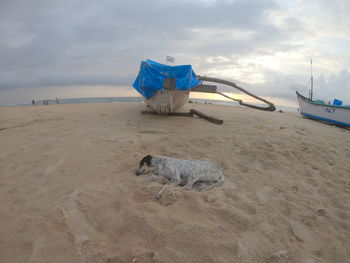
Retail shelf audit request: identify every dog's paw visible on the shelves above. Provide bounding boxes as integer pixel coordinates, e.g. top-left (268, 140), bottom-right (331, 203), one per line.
top-left (155, 193), bottom-right (161, 200)
top-left (160, 178), bottom-right (167, 184)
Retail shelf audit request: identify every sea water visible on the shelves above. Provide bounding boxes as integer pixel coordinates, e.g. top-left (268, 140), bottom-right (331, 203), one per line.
top-left (0, 97), bottom-right (140, 107)
top-left (0, 96), bottom-right (297, 112)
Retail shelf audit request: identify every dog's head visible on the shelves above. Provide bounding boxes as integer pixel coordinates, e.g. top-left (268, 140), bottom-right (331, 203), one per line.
top-left (135, 155), bottom-right (153, 176)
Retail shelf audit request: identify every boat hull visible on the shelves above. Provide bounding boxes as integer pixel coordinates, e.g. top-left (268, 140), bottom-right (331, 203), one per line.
top-left (296, 91), bottom-right (350, 127)
top-left (145, 89), bottom-right (189, 114)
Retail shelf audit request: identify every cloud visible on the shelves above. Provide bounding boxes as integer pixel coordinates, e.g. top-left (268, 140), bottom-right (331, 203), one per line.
top-left (0, 0), bottom-right (278, 87)
top-left (313, 69), bottom-right (350, 102)
top-left (0, 0), bottom-right (349, 106)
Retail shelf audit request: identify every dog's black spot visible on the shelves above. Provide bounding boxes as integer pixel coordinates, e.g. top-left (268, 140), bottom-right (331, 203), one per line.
top-left (140, 155), bottom-right (152, 167)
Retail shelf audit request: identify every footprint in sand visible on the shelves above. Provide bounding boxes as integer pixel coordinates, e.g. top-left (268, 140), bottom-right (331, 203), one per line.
top-left (290, 222), bottom-right (324, 251)
top-left (256, 186), bottom-right (273, 205)
top-left (61, 190), bottom-right (105, 262)
top-left (61, 190), bottom-right (91, 245)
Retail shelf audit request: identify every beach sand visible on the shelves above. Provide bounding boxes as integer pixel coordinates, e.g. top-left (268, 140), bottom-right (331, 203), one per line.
top-left (0, 102), bottom-right (349, 263)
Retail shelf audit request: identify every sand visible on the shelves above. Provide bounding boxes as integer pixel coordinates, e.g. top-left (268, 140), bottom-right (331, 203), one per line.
top-left (0, 102), bottom-right (349, 263)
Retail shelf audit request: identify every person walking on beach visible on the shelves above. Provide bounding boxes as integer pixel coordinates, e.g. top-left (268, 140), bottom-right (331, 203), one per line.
top-left (32, 99), bottom-right (35, 105)
top-left (56, 97), bottom-right (59, 104)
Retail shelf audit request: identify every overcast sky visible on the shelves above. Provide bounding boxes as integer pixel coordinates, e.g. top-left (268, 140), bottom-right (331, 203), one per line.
top-left (1, 0), bottom-right (350, 106)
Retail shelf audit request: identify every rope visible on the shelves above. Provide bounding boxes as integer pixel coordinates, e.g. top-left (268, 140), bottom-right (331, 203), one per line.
top-left (197, 75), bottom-right (276, 112)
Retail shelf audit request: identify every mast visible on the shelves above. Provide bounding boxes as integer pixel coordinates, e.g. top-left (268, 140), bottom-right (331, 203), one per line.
top-left (310, 58), bottom-right (313, 101)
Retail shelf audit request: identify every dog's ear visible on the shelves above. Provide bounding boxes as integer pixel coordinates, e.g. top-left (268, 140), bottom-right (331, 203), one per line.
top-left (140, 155), bottom-right (152, 167)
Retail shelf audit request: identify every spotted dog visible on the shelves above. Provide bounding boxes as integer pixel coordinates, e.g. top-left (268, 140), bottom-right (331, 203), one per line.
top-left (135, 155), bottom-right (224, 199)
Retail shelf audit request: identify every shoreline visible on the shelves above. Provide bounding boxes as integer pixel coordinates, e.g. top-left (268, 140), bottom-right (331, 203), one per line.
top-left (0, 96), bottom-right (298, 113)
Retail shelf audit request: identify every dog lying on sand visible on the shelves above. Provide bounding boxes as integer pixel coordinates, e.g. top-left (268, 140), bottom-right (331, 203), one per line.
top-left (135, 155), bottom-right (224, 199)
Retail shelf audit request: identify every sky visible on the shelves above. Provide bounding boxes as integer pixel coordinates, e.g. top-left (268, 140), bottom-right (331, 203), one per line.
top-left (0, 0), bottom-right (350, 106)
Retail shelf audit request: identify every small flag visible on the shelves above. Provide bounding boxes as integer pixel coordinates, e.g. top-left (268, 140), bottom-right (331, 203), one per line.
top-left (166, 55), bottom-right (175, 63)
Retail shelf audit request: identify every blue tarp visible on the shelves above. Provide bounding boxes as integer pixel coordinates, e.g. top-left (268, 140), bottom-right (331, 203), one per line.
top-left (132, 60), bottom-right (201, 99)
top-left (333, 99), bottom-right (343, 106)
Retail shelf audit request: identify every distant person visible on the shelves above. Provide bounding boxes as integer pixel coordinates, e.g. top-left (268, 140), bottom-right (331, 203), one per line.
top-left (56, 97), bottom-right (59, 104)
top-left (32, 99), bottom-right (35, 105)
top-left (43, 100), bottom-right (46, 105)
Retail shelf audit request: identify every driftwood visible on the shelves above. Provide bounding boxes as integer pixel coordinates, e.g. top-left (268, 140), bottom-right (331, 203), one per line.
top-left (190, 109), bottom-right (223, 125)
top-left (141, 109), bottom-right (223, 125)
top-left (141, 111), bottom-right (194, 117)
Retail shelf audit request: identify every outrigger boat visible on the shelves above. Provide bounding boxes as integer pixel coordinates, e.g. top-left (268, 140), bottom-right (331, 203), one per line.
top-left (133, 60), bottom-right (275, 115)
top-left (296, 60), bottom-right (350, 127)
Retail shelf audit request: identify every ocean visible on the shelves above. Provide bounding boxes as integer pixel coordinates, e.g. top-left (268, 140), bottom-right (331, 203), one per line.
top-left (0, 96), bottom-right (297, 113)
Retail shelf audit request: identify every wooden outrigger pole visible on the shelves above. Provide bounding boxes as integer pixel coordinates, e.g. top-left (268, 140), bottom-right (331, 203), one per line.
top-left (194, 76), bottom-right (276, 111)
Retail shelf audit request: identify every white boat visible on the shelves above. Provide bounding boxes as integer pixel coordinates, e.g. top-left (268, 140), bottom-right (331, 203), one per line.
top-left (145, 89), bottom-right (190, 114)
top-left (296, 91), bottom-right (350, 127)
top-left (296, 59), bottom-right (350, 127)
